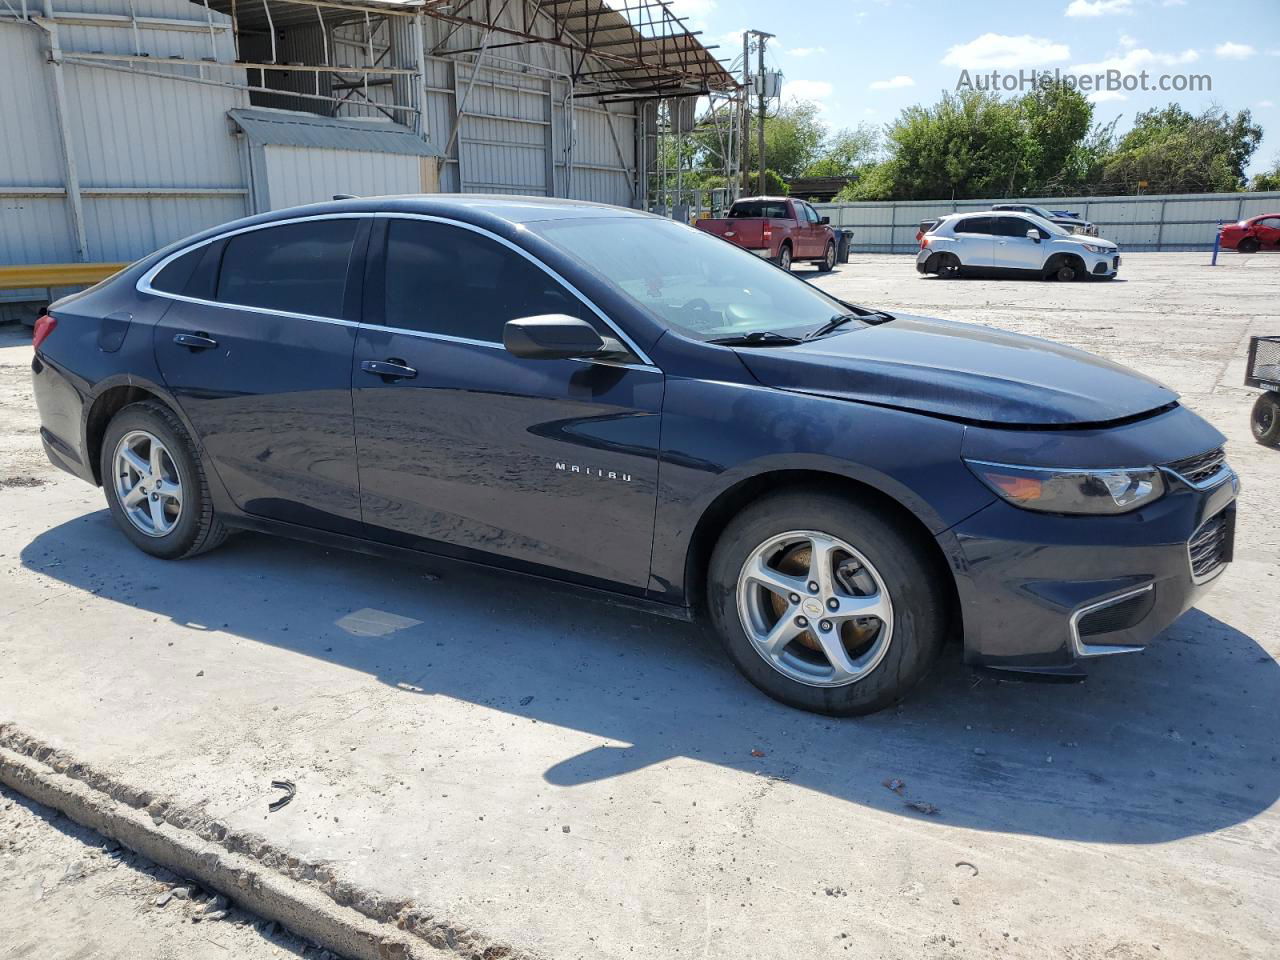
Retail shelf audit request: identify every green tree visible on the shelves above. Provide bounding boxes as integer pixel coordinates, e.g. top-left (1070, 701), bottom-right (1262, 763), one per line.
top-left (1250, 157), bottom-right (1280, 191)
top-left (800, 124), bottom-right (880, 178)
top-left (1018, 84), bottom-right (1094, 191)
top-left (1097, 105), bottom-right (1262, 193)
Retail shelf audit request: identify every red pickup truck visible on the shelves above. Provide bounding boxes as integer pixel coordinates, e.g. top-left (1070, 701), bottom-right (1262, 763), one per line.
top-left (696, 197), bottom-right (838, 272)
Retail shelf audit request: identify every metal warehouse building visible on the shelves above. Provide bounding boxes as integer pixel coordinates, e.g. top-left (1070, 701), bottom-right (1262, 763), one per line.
top-left (0, 0), bottom-right (736, 315)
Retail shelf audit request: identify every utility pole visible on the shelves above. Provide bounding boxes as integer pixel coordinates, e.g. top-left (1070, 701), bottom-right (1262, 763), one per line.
top-left (747, 30), bottom-right (774, 196)
top-left (741, 31), bottom-right (750, 199)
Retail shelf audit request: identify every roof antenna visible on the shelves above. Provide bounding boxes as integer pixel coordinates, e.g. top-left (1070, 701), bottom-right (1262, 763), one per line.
top-left (332, 194), bottom-right (357, 200)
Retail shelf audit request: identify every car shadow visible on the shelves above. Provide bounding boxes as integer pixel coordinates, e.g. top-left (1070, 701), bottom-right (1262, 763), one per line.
top-left (22, 510), bottom-right (1280, 846)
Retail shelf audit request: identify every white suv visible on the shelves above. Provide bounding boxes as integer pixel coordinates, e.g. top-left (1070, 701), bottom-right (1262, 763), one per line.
top-left (916, 211), bottom-right (1119, 281)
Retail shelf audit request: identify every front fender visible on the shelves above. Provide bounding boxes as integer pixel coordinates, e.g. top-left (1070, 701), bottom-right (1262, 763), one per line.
top-left (647, 376), bottom-right (994, 604)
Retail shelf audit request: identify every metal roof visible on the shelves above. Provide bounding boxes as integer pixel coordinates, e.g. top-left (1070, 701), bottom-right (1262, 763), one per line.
top-left (228, 107), bottom-right (442, 157)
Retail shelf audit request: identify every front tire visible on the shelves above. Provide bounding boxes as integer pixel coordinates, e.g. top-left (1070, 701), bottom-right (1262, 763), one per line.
top-left (707, 490), bottom-right (946, 716)
top-left (1238, 237), bottom-right (1261, 254)
top-left (1252, 391), bottom-right (1280, 447)
top-left (100, 401), bottom-right (228, 560)
top-left (817, 241), bottom-right (836, 272)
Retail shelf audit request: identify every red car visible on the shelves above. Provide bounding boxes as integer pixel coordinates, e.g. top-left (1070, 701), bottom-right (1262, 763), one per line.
top-left (696, 197), bottom-right (837, 272)
top-left (1219, 214), bottom-right (1280, 254)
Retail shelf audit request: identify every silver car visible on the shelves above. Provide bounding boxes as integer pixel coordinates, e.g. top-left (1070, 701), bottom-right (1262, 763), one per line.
top-left (916, 211), bottom-right (1119, 281)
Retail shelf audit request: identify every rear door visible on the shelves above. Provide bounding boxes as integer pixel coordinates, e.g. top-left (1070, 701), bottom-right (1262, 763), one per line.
top-left (951, 216), bottom-right (995, 267)
top-left (151, 215), bottom-right (368, 534)
top-left (350, 216), bottom-right (664, 591)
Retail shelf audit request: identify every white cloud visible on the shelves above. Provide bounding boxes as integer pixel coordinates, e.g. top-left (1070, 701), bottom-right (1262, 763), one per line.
top-left (1258, 100), bottom-right (1275, 108)
top-left (782, 78), bottom-right (833, 102)
top-left (1071, 46), bottom-right (1199, 72)
top-left (1162, 0), bottom-right (1187, 6)
top-left (787, 46), bottom-right (826, 58)
top-left (869, 74), bottom-right (915, 90)
top-left (1065, 0), bottom-right (1133, 17)
top-left (942, 33), bottom-right (1071, 69)
top-left (1215, 41), bottom-right (1256, 60)
top-left (1119, 34), bottom-right (1137, 49)
top-left (1091, 90), bottom-right (1128, 102)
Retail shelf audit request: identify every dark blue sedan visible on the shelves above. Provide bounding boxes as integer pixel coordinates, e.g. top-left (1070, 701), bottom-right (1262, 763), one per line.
top-left (30, 196), bottom-right (1238, 715)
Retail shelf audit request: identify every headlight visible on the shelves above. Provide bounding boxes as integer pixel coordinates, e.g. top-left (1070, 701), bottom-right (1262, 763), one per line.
top-left (965, 460), bottom-right (1165, 515)
top-left (1081, 243), bottom-right (1109, 254)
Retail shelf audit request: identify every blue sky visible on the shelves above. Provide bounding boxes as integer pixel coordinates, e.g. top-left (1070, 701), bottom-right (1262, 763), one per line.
top-left (667, 0), bottom-right (1280, 174)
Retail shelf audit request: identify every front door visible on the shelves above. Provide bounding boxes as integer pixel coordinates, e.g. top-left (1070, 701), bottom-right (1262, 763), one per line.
top-left (152, 216), bottom-right (368, 534)
top-left (992, 216), bottom-right (1046, 271)
top-left (351, 216), bottom-right (664, 592)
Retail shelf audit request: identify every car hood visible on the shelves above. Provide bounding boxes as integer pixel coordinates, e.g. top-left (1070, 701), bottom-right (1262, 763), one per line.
top-left (735, 313), bottom-right (1177, 426)
top-left (1059, 233), bottom-right (1115, 249)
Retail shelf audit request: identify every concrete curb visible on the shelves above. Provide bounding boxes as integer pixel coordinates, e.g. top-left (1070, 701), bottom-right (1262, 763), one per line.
top-left (0, 724), bottom-right (539, 960)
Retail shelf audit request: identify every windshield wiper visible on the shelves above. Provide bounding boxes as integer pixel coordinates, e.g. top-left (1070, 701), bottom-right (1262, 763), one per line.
top-left (707, 330), bottom-right (804, 347)
top-left (804, 313), bottom-right (863, 341)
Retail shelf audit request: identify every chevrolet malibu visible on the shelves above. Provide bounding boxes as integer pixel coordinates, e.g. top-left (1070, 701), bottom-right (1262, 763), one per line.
top-left (31, 196), bottom-right (1238, 715)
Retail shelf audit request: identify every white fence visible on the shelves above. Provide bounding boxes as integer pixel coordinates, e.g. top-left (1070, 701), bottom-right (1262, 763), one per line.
top-left (814, 191), bottom-right (1280, 253)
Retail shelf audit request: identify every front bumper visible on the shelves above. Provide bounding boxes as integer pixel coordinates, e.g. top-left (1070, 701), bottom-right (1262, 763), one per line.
top-left (1078, 247), bottom-right (1119, 276)
top-left (945, 464), bottom-right (1238, 673)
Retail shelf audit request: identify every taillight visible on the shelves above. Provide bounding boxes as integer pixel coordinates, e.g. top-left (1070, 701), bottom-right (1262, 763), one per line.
top-left (762, 225), bottom-right (772, 243)
top-left (922, 235), bottom-right (932, 248)
top-left (32, 311), bottom-right (57, 351)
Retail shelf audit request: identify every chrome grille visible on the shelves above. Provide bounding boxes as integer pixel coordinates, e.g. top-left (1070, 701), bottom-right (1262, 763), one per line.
top-left (1188, 509), bottom-right (1232, 583)
top-left (1167, 447), bottom-right (1227, 487)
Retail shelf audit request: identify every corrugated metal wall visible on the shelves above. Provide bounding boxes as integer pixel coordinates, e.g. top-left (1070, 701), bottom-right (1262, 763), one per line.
top-left (260, 145), bottom-right (422, 209)
top-left (1, 0), bottom-right (644, 291)
top-left (815, 192), bottom-right (1280, 253)
top-left (0, 0), bottom-right (249, 272)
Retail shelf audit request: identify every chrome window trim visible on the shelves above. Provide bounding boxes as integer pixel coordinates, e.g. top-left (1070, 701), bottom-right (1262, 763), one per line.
top-left (135, 210), bottom-right (656, 369)
top-left (1068, 584), bottom-right (1153, 658)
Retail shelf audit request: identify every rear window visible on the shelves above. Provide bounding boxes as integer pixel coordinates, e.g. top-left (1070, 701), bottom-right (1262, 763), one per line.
top-left (919, 219), bottom-right (939, 233)
top-left (729, 201), bottom-right (789, 219)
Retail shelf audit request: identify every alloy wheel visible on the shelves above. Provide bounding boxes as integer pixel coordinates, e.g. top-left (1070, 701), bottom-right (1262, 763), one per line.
top-left (779, 247), bottom-right (792, 270)
top-left (736, 530), bottom-right (894, 687)
top-left (112, 430), bottom-right (184, 537)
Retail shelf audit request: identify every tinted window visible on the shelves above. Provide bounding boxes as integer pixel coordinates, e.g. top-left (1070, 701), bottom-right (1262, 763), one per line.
top-left (993, 217), bottom-right (1040, 237)
top-left (729, 201), bottom-right (789, 219)
top-left (955, 217), bottom-right (992, 235)
top-left (217, 219), bottom-right (357, 318)
top-left (150, 246), bottom-right (204, 295)
top-left (805, 204), bottom-right (822, 223)
top-left (382, 219), bottom-right (585, 342)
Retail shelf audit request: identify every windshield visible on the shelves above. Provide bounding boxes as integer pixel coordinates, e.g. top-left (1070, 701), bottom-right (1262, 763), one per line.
top-left (1023, 212), bottom-right (1070, 236)
top-left (531, 216), bottom-right (861, 341)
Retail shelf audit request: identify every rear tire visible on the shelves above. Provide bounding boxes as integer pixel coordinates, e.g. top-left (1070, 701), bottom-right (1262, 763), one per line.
top-left (1238, 237), bottom-right (1261, 254)
top-left (100, 401), bottom-right (228, 560)
top-left (775, 243), bottom-right (793, 271)
top-left (1252, 392), bottom-right (1280, 447)
top-left (707, 490), bottom-right (946, 716)
top-left (817, 241), bottom-right (836, 272)
top-left (935, 253), bottom-right (960, 278)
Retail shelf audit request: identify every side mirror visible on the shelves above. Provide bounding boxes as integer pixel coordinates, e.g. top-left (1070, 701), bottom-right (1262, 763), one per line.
top-left (820, 216), bottom-right (831, 225)
top-left (1026, 228), bottom-right (1041, 243)
top-left (503, 315), bottom-right (621, 361)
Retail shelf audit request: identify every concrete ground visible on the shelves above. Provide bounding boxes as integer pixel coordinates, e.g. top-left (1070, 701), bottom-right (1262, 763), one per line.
top-left (0, 784), bottom-right (330, 960)
top-left (1, 252), bottom-right (1278, 960)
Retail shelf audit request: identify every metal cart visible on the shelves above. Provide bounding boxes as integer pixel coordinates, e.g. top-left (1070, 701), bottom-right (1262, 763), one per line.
top-left (1246, 335), bottom-right (1280, 446)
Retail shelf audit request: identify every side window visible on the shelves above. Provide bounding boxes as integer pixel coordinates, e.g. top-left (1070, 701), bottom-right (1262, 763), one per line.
top-left (150, 245), bottom-right (205, 295)
top-left (994, 217), bottom-right (1038, 238)
top-left (217, 219), bottom-right (358, 318)
top-left (382, 219), bottom-right (587, 342)
top-left (804, 204), bottom-right (820, 223)
top-left (955, 217), bottom-right (992, 235)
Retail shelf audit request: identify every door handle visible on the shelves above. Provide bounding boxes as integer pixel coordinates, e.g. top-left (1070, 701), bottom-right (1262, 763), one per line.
top-left (174, 332), bottom-right (218, 350)
top-left (361, 358), bottom-right (417, 381)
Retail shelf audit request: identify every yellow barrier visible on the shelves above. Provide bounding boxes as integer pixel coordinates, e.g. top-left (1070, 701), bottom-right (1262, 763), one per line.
top-left (0, 262), bottom-right (129, 291)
